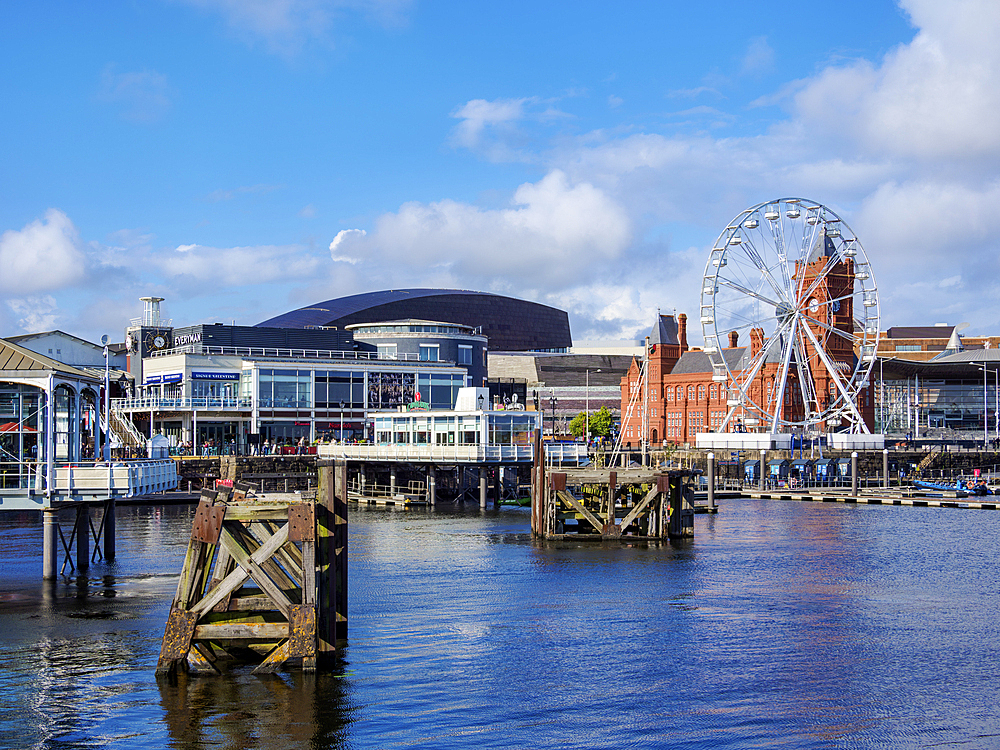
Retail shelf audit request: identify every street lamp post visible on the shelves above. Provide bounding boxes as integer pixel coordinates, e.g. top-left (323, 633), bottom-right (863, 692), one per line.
top-left (585, 368), bottom-right (601, 448)
top-left (549, 394), bottom-right (558, 439)
top-left (340, 400), bottom-right (346, 442)
top-left (102, 336), bottom-right (110, 462)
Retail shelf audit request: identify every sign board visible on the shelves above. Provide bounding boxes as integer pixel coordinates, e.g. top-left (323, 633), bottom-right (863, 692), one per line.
top-left (144, 373), bottom-right (183, 385)
top-left (190, 371), bottom-right (240, 381)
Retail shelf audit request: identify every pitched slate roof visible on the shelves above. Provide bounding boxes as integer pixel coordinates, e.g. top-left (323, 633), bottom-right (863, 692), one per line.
top-left (651, 314), bottom-right (679, 346)
top-left (670, 347), bottom-right (747, 375)
top-left (0, 337), bottom-right (95, 379)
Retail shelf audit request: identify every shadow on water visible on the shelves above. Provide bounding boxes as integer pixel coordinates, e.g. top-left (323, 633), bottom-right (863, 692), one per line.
top-left (156, 665), bottom-right (356, 750)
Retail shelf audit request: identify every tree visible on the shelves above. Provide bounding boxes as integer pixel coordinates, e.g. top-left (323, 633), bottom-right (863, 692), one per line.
top-left (590, 406), bottom-right (614, 438)
top-left (568, 406), bottom-right (614, 438)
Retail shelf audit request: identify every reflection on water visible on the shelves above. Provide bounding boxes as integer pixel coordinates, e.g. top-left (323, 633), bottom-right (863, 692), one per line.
top-left (158, 670), bottom-right (353, 749)
top-left (1, 500), bottom-right (1000, 748)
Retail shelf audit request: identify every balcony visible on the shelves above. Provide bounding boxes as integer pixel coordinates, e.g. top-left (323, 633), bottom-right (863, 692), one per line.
top-left (113, 397), bottom-right (253, 412)
top-left (149, 344), bottom-right (424, 362)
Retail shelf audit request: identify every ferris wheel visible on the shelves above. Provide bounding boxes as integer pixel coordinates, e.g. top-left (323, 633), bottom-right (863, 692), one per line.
top-left (700, 198), bottom-right (879, 434)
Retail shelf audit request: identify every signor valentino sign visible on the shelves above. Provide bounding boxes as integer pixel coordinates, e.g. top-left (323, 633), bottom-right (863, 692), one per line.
top-left (190, 372), bottom-right (241, 381)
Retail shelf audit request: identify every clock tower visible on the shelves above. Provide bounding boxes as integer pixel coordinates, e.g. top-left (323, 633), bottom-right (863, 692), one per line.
top-left (797, 230), bottom-right (856, 427)
top-left (125, 296), bottom-right (174, 388)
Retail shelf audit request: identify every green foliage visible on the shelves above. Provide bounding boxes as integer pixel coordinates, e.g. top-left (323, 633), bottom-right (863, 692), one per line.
top-left (590, 406), bottom-right (613, 437)
top-left (568, 405), bottom-right (614, 438)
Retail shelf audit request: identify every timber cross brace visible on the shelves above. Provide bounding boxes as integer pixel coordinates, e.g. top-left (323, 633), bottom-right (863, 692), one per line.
top-left (156, 461), bottom-right (348, 676)
top-left (538, 469), bottom-right (697, 540)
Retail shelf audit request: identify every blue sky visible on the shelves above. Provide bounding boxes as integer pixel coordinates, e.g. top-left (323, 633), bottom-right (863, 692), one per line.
top-left (2, 0), bottom-right (998, 344)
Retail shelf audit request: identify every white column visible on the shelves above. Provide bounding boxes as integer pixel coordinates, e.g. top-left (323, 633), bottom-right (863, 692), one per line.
top-left (46, 374), bottom-right (55, 501)
top-left (73, 385), bottom-right (82, 463)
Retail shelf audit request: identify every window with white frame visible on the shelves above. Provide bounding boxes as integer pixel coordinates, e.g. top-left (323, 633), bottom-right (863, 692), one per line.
top-left (419, 344), bottom-right (439, 362)
top-left (458, 345), bottom-right (473, 365)
top-left (377, 343), bottom-right (397, 359)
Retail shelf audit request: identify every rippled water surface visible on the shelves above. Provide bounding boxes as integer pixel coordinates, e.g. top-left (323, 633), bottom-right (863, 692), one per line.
top-left (2, 499), bottom-right (1000, 749)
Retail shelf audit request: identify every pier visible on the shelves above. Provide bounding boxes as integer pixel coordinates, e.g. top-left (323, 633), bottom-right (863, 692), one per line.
top-left (156, 460), bottom-right (348, 675)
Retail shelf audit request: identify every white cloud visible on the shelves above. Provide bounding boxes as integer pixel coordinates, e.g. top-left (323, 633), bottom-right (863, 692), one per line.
top-left (792, 0), bottom-right (1000, 163)
top-left (363, 170), bottom-right (631, 287)
top-left (667, 86), bottom-right (723, 99)
top-left (207, 184), bottom-right (283, 202)
top-left (156, 243), bottom-right (323, 287)
top-left (6, 296), bottom-right (60, 333)
top-left (329, 228), bottom-right (366, 263)
top-left (177, 0), bottom-right (411, 54)
top-left (97, 66), bottom-right (172, 124)
top-left (741, 36), bottom-right (775, 76)
top-left (0, 209), bottom-right (88, 294)
top-left (450, 97), bottom-right (530, 149)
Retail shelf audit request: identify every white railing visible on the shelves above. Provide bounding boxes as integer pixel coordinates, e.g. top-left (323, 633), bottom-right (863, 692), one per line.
top-left (317, 442), bottom-right (589, 464)
top-left (38, 459), bottom-right (178, 496)
top-left (113, 397), bottom-right (253, 411)
top-left (150, 345), bottom-right (424, 362)
top-left (317, 443), bottom-right (536, 462)
top-left (0, 460), bottom-right (179, 509)
top-left (544, 443), bottom-right (590, 464)
top-left (109, 409), bottom-right (147, 448)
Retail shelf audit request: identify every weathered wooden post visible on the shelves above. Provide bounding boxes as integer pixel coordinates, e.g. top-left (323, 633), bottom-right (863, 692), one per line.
top-left (76, 504), bottom-right (90, 572)
top-left (606, 470), bottom-right (617, 528)
top-left (883, 449), bottom-right (889, 489)
top-left (851, 451), bottom-right (859, 497)
top-left (155, 466), bottom-right (348, 676)
top-left (707, 452), bottom-right (716, 512)
top-left (668, 472), bottom-right (695, 538)
top-left (104, 496), bottom-right (116, 561)
top-left (323, 459), bottom-right (349, 647)
top-left (428, 465), bottom-right (436, 506)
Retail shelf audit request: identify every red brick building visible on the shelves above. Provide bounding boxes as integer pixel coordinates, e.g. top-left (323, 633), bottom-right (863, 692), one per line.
top-left (620, 238), bottom-right (875, 446)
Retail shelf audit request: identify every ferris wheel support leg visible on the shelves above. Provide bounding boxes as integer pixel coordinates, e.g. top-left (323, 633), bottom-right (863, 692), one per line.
top-left (800, 322), bottom-right (869, 432)
top-left (770, 315), bottom-right (800, 434)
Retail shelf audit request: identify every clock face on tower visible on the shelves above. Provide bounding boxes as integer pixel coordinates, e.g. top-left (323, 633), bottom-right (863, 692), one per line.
top-left (145, 332), bottom-right (169, 351)
top-left (808, 298), bottom-right (819, 315)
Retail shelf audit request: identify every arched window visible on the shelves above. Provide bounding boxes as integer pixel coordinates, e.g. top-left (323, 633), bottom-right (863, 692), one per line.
top-left (666, 388), bottom-right (673, 402)
top-left (688, 385), bottom-right (695, 399)
top-left (698, 385), bottom-right (705, 401)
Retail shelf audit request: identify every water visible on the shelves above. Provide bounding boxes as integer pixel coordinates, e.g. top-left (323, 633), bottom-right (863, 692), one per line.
top-left (2, 500), bottom-right (1000, 749)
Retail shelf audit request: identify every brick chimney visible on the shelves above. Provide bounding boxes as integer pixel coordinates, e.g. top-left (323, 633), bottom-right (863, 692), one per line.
top-left (678, 313), bottom-right (688, 352)
top-left (750, 327), bottom-right (764, 358)
top-left (728, 330), bottom-right (738, 348)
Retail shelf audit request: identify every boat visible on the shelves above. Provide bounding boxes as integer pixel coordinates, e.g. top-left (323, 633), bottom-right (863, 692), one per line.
top-left (913, 479), bottom-right (993, 495)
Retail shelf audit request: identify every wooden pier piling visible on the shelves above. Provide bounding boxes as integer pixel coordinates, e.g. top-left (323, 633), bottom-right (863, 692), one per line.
top-left (155, 460), bottom-right (347, 676)
top-left (534, 466), bottom-right (698, 541)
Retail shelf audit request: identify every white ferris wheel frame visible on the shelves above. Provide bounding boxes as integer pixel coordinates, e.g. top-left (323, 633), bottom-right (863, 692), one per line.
top-left (700, 198), bottom-right (880, 436)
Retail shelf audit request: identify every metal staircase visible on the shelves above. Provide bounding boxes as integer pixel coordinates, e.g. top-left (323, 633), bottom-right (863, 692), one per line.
top-left (104, 410), bottom-right (147, 451)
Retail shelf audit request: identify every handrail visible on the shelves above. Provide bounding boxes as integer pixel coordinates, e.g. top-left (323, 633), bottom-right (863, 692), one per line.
top-left (149, 345), bottom-right (425, 362)
top-left (316, 442), bottom-right (588, 463)
top-left (113, 397), bottom-right (253, 410)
